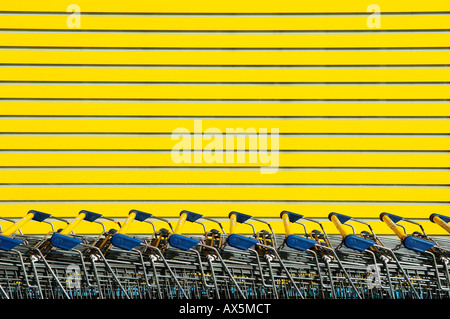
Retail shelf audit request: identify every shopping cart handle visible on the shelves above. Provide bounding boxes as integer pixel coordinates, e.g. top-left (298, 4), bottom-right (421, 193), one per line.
top-left (111, 233), bottom-right (143, 251)
top-left (379, 212), bottom-right (408, 240)
top-left (0, 235), bottom-right (23, 251)
top-left (80, 210), bottom-right (102, 222)
top-left (328, 212), bottom-right (353, 238)
top-left (174, 210), bottom-right (203, 235)
top-left (379, 212), bottom-right (404, 223)
top-left (2, 210), bottom-right (51, 236)
top-left (285, 234), bottom-right (316, 252)
top-left (59, 211), bottom-right (91, 235)
top-left (380, 213), bottom-right (436, 252)
top-left (228, 211), bottom-right (253, 235)
top-left (29, 210), bottom-right (51, 222)
top-left (129, 209), bottom-right (152, 222)
top-left (430, 213), bottom-right (450, 234)
top-left (430, 213), bottom-right (450, 224)
top-left (168, 234), bottom-right (200, 251)
top-left (50, 233), bottom-right (82, 251)
top-left (229, 211), bottom-right (252, 224)
top-left (180, 210), bottom-right (203, 222)
top-left (280, 211), bottom-right (303, 223)
top-left (280, 211), bottom-right (303, 237)
top-left (328, 212), bottom-right (352, 224)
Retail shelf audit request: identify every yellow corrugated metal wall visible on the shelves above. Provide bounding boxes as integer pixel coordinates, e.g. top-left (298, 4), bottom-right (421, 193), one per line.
top-left (0, 0), bottom-right (449, 236)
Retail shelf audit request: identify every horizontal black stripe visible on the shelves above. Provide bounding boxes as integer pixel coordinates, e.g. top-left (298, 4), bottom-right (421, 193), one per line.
top-left (0, 81), bottom-right (448, 85)
top-left (0, 166), bottom-right (448, 169)
top-left (0, 98), bottom-right (448, 101)
top-left (0, 183), bottom-right (447, 187)
top-left (0, 149), bottom-right (447, 153)
top-left (0, 64), bottom-right (449, 68)
top-left (0, 149), bottom-right (448, 152)
top-left (0, 199), bottom-right (447, 206)
top-left (1, 46), bottom-right (449, 50)
top-left (0, 151), bottom-right (447, 155)
top-left (0, 133), bottom-right (448, 136)
top-left (0, 116), bottom-right (449, 120)
top-left (1, 28), bottom-right (450, 33)
top-left (1, 12), bottom-right (450, 16)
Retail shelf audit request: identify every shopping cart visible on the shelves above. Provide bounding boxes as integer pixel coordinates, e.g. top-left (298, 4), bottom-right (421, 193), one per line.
top-left (380, 212), bottom-right (450, 298)
top-left (219, 211), bottom-right (304, 299)
top-left (32, 210), bottom-right (133, 299)
top-left (328, 212), bottom-right (421, 299)
top-left (279, 210), bottom-right (362, 299)
top-left (0, 210), bottom-right (70, 299)
top-left (2, 209), bottom-right (450, 300)
top-left (93, 209), bottom-right (192, 299)
top-left (157, 210), bottom-right (249, 299)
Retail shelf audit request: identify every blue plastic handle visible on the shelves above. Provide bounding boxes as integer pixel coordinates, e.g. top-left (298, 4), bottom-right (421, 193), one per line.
top-left (280, 211), bottom-right (304, 223)
top-left (229, 211), bottom-right (252, 224)
top-left (328, 212), bottom-right (352, 224)
top-left (380, 212), bottom-right (404, 223)
top-left (29, 210), bottom-right (51, 222)
top-left (130, 209), bottom-right (152, 222)
top-left (80, 210), bottom-right (102, 222)
top-left (181, 210), bottom-right (203, 223)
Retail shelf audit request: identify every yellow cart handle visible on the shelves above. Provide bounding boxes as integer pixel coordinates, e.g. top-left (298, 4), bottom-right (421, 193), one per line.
top-left (430, 213), bottom-right (450, 234)
top-left (280, 210), bottom-right (307, 237)
top-left (59, 210), bottom-right (102, 235)
top-left (328, 212), bottom-right (350, 238)
top-left (59, 211), bottom-right (87, 235)
top-left (2, 211), bottom-right (35, 236)
top-left (118, 211), bottom-right (137, 234)
top-left (118, 210), bottom-right (153, 234)
top-left (380, 212), bottom-right (406, 240)
top-left (174, 210), bottom-right (203, 235)
top-left (2, 210), bottom-right (52, 236)
top-left (228, 211), bottom-right (252, 235)
top-left (281, 212), bottom-right (292, 237)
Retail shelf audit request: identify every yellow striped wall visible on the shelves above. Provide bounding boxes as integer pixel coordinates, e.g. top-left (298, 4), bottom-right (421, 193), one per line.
top-left (0, 0), bottom-right (449, 237)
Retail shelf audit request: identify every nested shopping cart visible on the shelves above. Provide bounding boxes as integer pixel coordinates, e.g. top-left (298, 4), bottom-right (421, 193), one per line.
top-left (380, 212), bottom-right (450, 298)
top-left (91, 209), bottom-right (246, 299)
top-left (0, 210), bottom-right (71, 299)
top-left (87, 209), bottom-right (191, 299)
top-left (31, 210), bottom-right (136, 299)
top-left (216, 211), bottom-right (304, 299)
top-left (327, 212), bottom-right (421, 299)
top-left (152, 209), bottom-right (248, 299)
top-left (278, 210), bottom-right (362, 299)
top-left (1, 209), bottom-right (450, 300)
